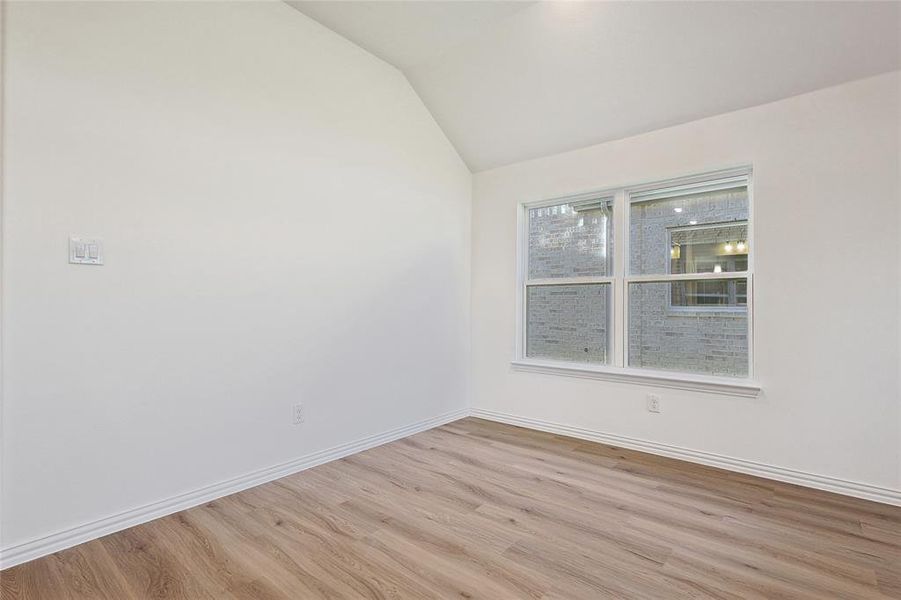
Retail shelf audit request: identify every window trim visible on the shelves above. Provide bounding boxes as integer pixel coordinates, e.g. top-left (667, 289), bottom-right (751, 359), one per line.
top-left (514, 166), bottom-right (759, 396)
top-left (518, 192), bottom-right (616, 364)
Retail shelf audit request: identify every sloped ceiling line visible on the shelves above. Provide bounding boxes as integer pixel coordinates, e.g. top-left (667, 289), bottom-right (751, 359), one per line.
top-left (288, 1), bottom-right (900, 172)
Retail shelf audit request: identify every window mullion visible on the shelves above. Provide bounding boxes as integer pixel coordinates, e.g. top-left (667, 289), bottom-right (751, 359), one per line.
top-left (613, 189), bottom-right (627, 368)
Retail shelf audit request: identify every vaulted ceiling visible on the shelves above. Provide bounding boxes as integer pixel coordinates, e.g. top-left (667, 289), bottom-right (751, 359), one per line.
top-left (287, 1), bottom-right (901, 172)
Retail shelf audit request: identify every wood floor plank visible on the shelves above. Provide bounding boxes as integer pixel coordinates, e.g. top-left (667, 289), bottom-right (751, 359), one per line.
top-left (44, 541), bottom-right (138, 600)
top-left (2, 417), bottom-right (899, 599)
top-left (0, 548), bottom-right (67, 600)
top-left (97, 522), bottom-right (220, 600)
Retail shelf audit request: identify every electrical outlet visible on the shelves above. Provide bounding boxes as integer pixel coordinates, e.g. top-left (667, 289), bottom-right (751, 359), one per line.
top-left (292, 403), bottom-right (305, 425)
top-left (646, 394), bottom-right (661, 413)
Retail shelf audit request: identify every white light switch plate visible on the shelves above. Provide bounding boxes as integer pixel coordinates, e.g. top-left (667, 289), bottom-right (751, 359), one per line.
top-left (69, 237), bottom-right (103, 265)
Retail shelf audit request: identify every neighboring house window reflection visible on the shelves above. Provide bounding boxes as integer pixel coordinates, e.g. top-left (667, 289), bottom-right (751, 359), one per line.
top-left (668, 222), bottom-right (748, 310)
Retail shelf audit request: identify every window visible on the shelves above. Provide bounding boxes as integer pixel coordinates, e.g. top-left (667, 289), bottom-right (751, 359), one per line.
top-left (523, 196), bottom-right (613, 364)
top-left (516, 168), bottom-right (754, 386)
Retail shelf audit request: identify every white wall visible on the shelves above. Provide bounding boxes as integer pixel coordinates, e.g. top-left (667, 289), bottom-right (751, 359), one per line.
top-left (1, 1), bottom-right (471, 549)
top-left (472, 72), bottom-right (901, 491)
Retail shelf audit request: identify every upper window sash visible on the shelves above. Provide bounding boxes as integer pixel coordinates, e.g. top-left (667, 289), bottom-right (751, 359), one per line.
top-left (625, 169), bottom-right (751, 278)
top-left (523, 193), bottom-right (615, 282)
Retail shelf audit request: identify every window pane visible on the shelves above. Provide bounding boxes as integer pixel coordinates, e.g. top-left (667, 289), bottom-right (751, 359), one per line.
top-left (527, 284), bottom-right (609, 363)
top-left (529, 199), bottom-right (612, 279)
top-left (630, 187), bottom-right (748, 275)
top-left (629, 280), bottom-right (748, 376)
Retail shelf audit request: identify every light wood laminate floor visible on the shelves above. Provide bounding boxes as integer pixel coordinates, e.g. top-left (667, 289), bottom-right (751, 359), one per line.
top-left (2, 418), bottom-right (899, 599)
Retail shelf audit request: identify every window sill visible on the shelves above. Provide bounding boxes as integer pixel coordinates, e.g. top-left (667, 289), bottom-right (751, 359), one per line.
top-left (510, 359), bottom-right (761, 398)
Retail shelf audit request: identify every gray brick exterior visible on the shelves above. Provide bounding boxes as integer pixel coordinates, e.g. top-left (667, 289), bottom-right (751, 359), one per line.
top-left (526, 188), bottom-right (749, 377)
top-left (629, 188), bottom-right (748, 275)
top-left (528, 203), bottom-right (612, 278)
top-left (526, 284), bottom-right (609, 363)
top-left (628, 188), bottom-right (748, 376)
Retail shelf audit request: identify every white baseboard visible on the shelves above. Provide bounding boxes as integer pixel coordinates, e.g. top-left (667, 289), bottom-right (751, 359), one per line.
top-left (0, 408), bottom-right (468, 570)
top-left (470, 408), bottom-right (901, 507)
top-left (5, 405), bottom-right (899, 570)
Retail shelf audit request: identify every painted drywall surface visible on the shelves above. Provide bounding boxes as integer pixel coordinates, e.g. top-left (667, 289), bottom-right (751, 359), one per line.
top-left (1, 1), bottom-right (470, 547)
top-left (472, 72), bottom-right (901, 489)
top-left (407, 2), bottom-right (901, 171)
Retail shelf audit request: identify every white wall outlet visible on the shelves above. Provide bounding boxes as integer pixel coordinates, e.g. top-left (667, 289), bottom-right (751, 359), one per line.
top-left (69, 236), bottom-right (103, 265)
top-left (292, 403), bottom-right (305, 425)
top-left (646, 394), bottom-right (661, 413)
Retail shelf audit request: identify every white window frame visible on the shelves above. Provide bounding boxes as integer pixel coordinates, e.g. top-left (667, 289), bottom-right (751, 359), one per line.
top-left (513, 166), bottom-right (760, 398)
top-left (517, 192), bottom-right (616, 365)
